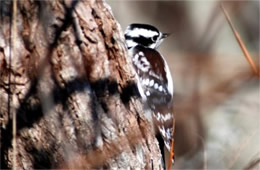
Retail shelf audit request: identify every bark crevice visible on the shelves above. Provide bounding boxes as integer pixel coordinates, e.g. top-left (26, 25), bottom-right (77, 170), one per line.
top-left (0, 0), bottom-right (162, 169)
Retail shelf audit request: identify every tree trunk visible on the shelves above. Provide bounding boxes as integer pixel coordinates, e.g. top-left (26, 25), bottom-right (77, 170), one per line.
top-left (0, 0), bottom-right (162, 169)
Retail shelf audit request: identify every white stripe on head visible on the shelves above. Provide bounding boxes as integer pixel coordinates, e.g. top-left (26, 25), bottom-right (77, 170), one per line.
top-left (126, 40), bottom-right (138, 49)
top-left (126, 28), bottom-right (158, 38)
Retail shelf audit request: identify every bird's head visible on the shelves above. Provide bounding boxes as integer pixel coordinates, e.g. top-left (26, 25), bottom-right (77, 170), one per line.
top-left (125, 23), bottom-right (170, 49)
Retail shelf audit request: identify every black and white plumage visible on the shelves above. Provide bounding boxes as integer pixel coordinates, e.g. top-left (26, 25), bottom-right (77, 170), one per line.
top-left (125, 23), bottom-right (175, 165)
top-left (125, 23), bottom-right (170, 49)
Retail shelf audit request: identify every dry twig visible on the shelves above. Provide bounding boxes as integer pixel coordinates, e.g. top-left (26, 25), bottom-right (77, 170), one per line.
top-left (221, 4), bottom-right (260, 77)
top-left (11, 0), bottom-right (17, 169)
top-left (228, 130), bottom-right (257, 169)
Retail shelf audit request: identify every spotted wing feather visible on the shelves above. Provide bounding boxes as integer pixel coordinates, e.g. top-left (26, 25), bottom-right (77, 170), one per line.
top-left (129, 45), bottom-right (175, 156)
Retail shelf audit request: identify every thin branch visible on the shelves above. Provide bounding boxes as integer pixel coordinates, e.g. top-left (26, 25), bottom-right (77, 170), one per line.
top-left (198, 135), bottom-right (207, 170)
top-left (11, 0), bottom-right (17, 169)
top-left (221, 4), bottom-right (260, 77)
top-left (228, 130), bottom-right (257, 169)
top-left (244, 157), bottom-right (260, 170)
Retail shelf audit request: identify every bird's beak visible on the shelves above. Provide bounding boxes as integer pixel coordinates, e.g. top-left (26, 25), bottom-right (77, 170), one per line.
top-left (161, 33), bottom-right (171, 39)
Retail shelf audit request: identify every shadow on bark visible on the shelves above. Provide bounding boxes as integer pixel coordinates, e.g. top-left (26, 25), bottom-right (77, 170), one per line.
top-left (0, 0), bottom-right (161, 168)
top-left (1, 76), bottom-right (139, 169)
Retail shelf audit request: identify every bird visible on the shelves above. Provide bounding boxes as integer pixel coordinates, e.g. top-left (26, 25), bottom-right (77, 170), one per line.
top-left (124, 23), bottom-right (175, 167)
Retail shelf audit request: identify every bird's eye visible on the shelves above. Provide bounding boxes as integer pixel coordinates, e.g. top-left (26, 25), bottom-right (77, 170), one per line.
top-left (151, 36), bottom-right (158, 42)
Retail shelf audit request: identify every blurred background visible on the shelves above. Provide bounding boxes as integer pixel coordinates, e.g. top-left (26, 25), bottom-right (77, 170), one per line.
top-left (107, 1), bottom-right (259, 169)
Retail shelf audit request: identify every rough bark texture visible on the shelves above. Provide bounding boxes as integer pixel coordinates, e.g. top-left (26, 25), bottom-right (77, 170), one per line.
top-left (0, 0), bottom-right (162, 169)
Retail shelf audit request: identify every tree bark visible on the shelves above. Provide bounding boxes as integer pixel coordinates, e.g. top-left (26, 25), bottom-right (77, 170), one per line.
top-left (0, 0), bottom-right (162, 169)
